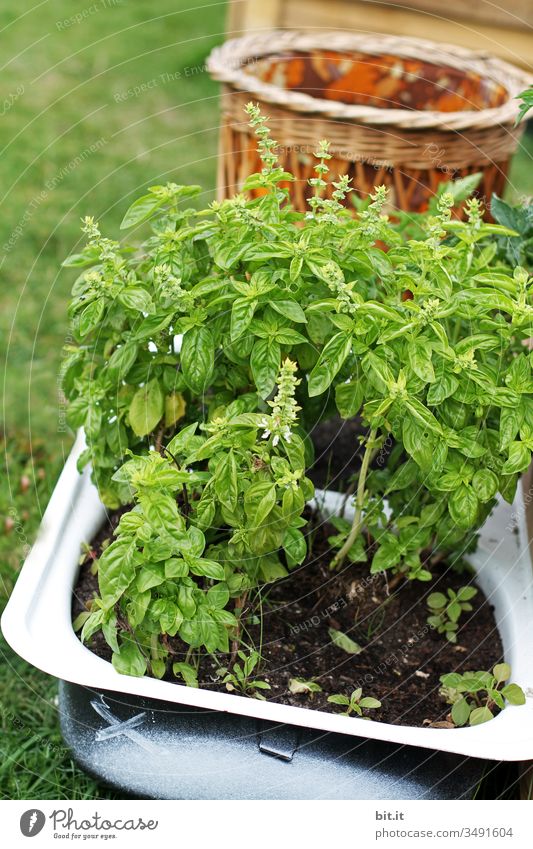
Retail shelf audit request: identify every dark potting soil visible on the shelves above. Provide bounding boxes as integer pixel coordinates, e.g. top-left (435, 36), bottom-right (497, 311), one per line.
top-left (307, 416), bottom-right (396, 491)
top-left (307, 415), bottom-right (363, 491)
top-left (73, 509), bottom-right (503, 729)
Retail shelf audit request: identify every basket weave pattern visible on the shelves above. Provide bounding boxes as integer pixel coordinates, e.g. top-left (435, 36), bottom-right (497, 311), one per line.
top-left (208, 31), bottom-right (531, 213)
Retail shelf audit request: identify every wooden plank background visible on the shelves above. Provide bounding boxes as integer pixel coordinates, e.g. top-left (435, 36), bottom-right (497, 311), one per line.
top-left (227, 0), bottom-right (533, 70)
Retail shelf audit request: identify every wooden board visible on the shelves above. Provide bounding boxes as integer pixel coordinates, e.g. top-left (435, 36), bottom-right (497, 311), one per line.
top-left (375, 0), bottom-right (533, 30)
top-left (226, 0), bottom-right (533, 71)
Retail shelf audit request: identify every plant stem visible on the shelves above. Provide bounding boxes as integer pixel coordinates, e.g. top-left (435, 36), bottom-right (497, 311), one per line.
top-left (385, 572), bottom-right (404, 593)
top-left (230, 591), bottom-right (249, 664)
top-left (154, 422), bottom-right (165, 454)
top-left (330, 429), bottom-right (377, 570)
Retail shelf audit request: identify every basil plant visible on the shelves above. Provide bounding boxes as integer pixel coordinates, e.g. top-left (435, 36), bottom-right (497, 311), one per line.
top-left (80, 359), bottom-right (313, 680)
top-left (66, 104), bottom-right (532, 678)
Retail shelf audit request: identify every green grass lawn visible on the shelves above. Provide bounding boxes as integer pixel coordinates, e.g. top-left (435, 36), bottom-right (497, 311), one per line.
top-left (0, 0), bottom-right (227, 443)
top-left (0, 432), bottom-right (120, 798)
top-left (0, 0), bottom-right (531, 799)
top-left (0, 0), bottom-right (227, 799)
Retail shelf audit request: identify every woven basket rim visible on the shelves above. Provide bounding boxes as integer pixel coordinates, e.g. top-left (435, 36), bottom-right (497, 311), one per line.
top-left (207, 30), bottom-right (533, 131)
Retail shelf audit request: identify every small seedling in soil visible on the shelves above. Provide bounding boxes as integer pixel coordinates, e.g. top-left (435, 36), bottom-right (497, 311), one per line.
top-left (328, 627), bottom-right (362, 654)
top-left (172, 661), bottom-right (199, 688)
top-left (72, 610), bottom-right (92, 632)
top-left (328, 688), bottom-right (381, 718)
top-left (440, 663), bottom-right (525, 726)
top-left (217, 650), bottom-right (271, 700)
top-left (288, 677), bottom-right (323, 697)
top-left (426, 585), bottom-right (478, 643)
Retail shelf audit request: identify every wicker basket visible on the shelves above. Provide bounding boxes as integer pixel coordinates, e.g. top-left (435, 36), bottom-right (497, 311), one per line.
top-left (207, 31), bottom-right (531, 213)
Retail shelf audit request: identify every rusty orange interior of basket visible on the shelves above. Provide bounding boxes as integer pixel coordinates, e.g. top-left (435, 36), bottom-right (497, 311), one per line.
top-left (247, 50), bottom-right (509, 112)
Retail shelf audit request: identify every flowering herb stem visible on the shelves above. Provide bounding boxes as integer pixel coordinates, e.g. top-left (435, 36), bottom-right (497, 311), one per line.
top-left (330, 429), bottom-right (377, 570)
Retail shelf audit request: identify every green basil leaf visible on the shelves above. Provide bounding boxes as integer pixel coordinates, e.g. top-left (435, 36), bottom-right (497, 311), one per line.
top-left (78, 298), bottom-right (105, 337)
top-left (500, 407), bottom-right (523, 451)
top-left (437, 172), bottom-right (481, 205)
top-left (456, 288), bottom-right (515, 313)
top-left (112, 639), bottom-right (147, 677)
top-left (85, 405), bottom-right (102, 439)
top-left (419, 500), bottom-right (446, 527)
top-left (67, 396), bottom-right (89, 428)
top-left (501, 683), bottom-right (526, 705)
top-left (506, 355), bottom-right (533, 393)
top-left (402, 417), bottom-right (443, 472)
top-left (126, 589), bottom-right (151, 628)
top-left (270, 300), bottom-right (307, 323)
top-left (189, 558), bottom-right (226, 581)
top-left (98, 539), bottom-right (137, 608)
top-left (358, 697), bottom-right (381, 709)
top-left (451, 697), bottom-right (471, 727)
top-left (328, 628), bottom-right (362, 655)
top-left (455, 426), bottom-right (486, 459)
top-left (490, 194), bottom-right (525, 232)
top-left (150, 658), bottom-right (166, 679)
top-left (404, 398), bottom-right (442, 435)
top-left (120, 193), bottom-right (163, 229)
top-left (118, 287), bottom-right (154, 313)
top-left (501, 441), bottom-right (531, 475)
top-left (129, 378), bottom-right (164, 436)
top-left (251, 338), bottom-right (280, 398)
top-left (449, 483), bottom-right (478, 529)
top-left (165, 557), bottom-right (189, 578)
top-left (164, 392), bottom-right (186, 427)
top-left (493, 662), bottom-right (511, 683)
top-left (80, 609), bottom-right (105, 644)
top-left (427, 592), bottom-right (446, 609)
top-left (253, 484), bottom-right (277, 528)
top-left (259, 558), bottom-right (288, 582)
top-left (214, 451), bottom-right (239, 511)
top-left (101, 615), bottom-right (120, 654)
top-left (499, 473), bottom-right (518, 504)
top-left (172, 661), bottom-right (199, 687)
top-left (181, 326), bottom-right (214, 394)
top-left (290, 255), bottom-right (304, 281)
top-left (275, 328), bottom-right (308, 345)
top-left (456, 586), bottom-right (477, 602)
top-left (427, 373), bottom-right (458, 405)
top-left (107, 342), bottom-right (138, 379)
top-left (455, 334), bottom-right (501, 355)
top-left (283, 526), bottom-right (307, 568)
top-left (193, 495), bottom-right (216, 531)
top-left (447, 601), bottom-right (462, 623)
top-left (335, 380), bottom-right (364, 418)
top-left (207, 583), bottom-right (230, 610)
top-left (231, 298), bottom-right (257, 342)
top-left (440, 672), bottom-right (462, 688)
top-left (177, 585), bottom-right (196, 618)
top-left (289, 678), bottom-right (323, 695)
top-left (370, 540), bottom-right (400, 574)
top-left (133, 313), bottom-right (173, 340)
top-left (139, 490), bottom-right (180, 533)
top-left (387, 460), bottom-right (418, 491)
top-left (136, 564), bottom-right (165, 593)
top-left (472, 469), bottom-right (498, 503)
top-left (469, 706), bottom-right (494, 726)
top-left (327, 694), bottom-right (350, 706)
top-left (308, 332), bottom-right (352, 397)
top-left (408, 339), bottom-right (435, 383)
top-left (363, 350), bottom-right (394, 394)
